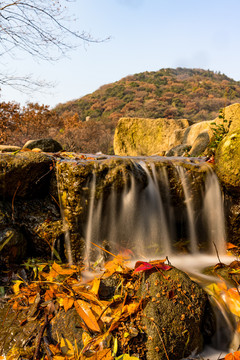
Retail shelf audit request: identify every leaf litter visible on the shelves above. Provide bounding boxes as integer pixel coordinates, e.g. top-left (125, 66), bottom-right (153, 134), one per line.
top-left (2, 244), bottom-right (240, 360)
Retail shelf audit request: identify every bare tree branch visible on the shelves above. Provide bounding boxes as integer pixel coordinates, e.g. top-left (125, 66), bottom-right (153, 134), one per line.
top-left (0, 0), bottom-right (109, 92)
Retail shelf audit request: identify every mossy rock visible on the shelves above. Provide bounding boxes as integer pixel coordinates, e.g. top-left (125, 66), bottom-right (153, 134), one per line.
top-left (138, 268), bottom-right (215, 360)
top-left (215, 130), bottom-right (240, 193)
top-left (23, 138), bottom-right (63, 153)
top-left (214, 103), bottom-right (240, 132)
top-left (0, 152), bottom-right (54, 199)
top-left (114, 117), bottom-right (189, 156)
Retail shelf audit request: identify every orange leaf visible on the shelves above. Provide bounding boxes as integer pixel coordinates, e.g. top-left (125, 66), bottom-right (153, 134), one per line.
top-left (44, 289), bottom-right (55, 302)
top-left (226, 288), bottom-right (240, 317)
top-left (90, 278), bottom-right (100, 295)
top-left (74, 299), bottom-right (101, 333)
top-left (225, 351), bottom-right (240, 360)
top-left (63, 297), bottom-right (74, 312)
top-left (72, 286), bottom-right (103, 306)
top-left (227, 243), bottom-right (238, 250)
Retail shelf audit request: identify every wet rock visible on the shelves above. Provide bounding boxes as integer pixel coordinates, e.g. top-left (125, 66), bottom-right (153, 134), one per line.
top-left (0, 299), bottom-right (39, 356)
top-left (15, 197), bottom-right (63, 257)
top-left (50, 308), bottom-right (84, 349)
top-left (0, 152), bottom-right (54, 199)
top-left (138, 267), bottom-right (215, 360)
top-left (23, 138), bottom-right (63, 153)
top-left (0, 228), bottom-right (27, 263)
top-left (166, 144), bottom-right (191, 157)
top-left (225, 193), bottom-right (240, 246)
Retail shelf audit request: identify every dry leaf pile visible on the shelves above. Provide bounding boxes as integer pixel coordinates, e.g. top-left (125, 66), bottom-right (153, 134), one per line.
top-left (3, 243), bottom-right (240, 360)
top-left (3, 257), bottom-right (171, 360)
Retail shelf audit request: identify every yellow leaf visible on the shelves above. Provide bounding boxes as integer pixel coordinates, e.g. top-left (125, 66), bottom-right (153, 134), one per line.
top-left (51, 262), bottom-right (77, 276)
top-left (122, 302), bottom-right (140, 315)
top-left (12, 280), bottom-right (23, 294)
top-left (82, 331), bottom-right (92, 347)
top-left (74, 300), bottom-right (101, 333)
top-left (90, 278), bottom-right (100, 295)
top-left (60, 337), bottom-right (74, 356)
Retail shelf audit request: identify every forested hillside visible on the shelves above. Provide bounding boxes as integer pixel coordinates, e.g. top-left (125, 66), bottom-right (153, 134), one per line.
top-left (54, 68), bottom-right (240, 123)
top-left (1, 68), bottom-right (240, 154)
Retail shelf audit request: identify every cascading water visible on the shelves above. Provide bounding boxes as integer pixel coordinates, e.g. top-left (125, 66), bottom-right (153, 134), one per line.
top-left (83, 160), bottom-right (226, 264)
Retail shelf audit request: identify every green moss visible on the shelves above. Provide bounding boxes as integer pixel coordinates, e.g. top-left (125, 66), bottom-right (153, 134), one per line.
top-left (215, 130), bottom-right (240, 193)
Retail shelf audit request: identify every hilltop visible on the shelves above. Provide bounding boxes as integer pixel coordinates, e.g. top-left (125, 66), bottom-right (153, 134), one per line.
top-left (54, 68), bottom-right (240, 124)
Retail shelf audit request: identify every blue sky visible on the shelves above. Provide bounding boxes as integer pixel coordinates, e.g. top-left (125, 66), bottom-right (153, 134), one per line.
top-left (1, 0), bottom-right (240, 107)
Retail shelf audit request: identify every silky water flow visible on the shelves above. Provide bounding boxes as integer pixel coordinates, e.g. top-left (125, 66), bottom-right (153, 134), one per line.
top-left (83, 161), bottom-right (226, 263)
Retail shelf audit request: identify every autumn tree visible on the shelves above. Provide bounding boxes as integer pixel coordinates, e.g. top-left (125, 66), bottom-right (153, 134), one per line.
top-left (0, 102), bottom-right (62, 145)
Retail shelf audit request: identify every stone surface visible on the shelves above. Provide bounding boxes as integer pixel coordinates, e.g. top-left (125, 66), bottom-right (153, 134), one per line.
top-left (23, 138), bottom-right (63, 153)
top-left (183, 120), bottom-right (213, 147)
top-left (214, 103), bottom-right (240, 132)
top-left (113, 117), bottom-right (189, 156)
top-left (215, 130), bottom-right (240, 193)
top-left (0, 228), bottom-right (27, 263)
top-left (0, 151), bottom-right (53, 199)
top-left (166, 144), bottom-right (191, 157)
top-left (189, 132), bottom-right (210, 156)
top-left (138, 268), bottom-right (215, 360)
top-left (0, 145), bottom-right (21, 153)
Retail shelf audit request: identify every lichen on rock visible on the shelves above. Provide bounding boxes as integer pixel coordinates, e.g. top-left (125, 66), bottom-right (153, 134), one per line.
top-left (215, 130), bottom-right (240, 193)
top-left (114, 117), bottom-right (189, 156)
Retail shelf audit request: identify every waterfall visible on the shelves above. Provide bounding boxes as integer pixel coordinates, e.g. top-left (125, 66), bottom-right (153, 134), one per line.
top-left (83, 159), bottom-right (226, 263)
top-left (203, 168), bottom-right (226, 255)
top-left (176, 166), bottom-right (198, 253)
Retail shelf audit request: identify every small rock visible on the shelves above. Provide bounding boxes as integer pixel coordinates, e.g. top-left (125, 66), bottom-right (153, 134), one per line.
top-left (23, 138), bottom-right (63, 153)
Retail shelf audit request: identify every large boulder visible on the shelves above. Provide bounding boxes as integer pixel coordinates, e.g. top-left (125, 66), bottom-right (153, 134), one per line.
top-left (215, 130), bottom-right (240, 193)
top-left (23, 138), bottom-right (63, 153)
top-left (189, 132), bottom-right (211, 156)
top-left (138, 268), bottom-right (215, 360)
top-left (183, 121), bottom-right (213, 146)
top-left (113, 117), bottom-right (189, 156)
top-left (214, 103), bottom-right (240, 132)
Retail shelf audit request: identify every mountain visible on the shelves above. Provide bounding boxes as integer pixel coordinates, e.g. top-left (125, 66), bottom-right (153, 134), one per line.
top-left (54, 68), bottom-right (240, 124)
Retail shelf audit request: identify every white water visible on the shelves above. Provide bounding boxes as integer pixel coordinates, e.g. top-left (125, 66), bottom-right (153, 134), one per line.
top-left (177, 166), bottom-right (198, 253)
top-left (84, 161), bottom-right (226, 263)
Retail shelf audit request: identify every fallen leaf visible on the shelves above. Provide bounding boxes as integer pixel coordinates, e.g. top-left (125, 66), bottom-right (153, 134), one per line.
top-left (74, 299), bottom-right (101, 333)
top-left (224, 351), bottom-right (240, 360)
top-left (227, 243), bottom-right (238, 250)
top-left (90, 278), bottom-right (100, 295)
top-left (134, 260), bottom-right (171, 273)
top-left (63, 297), bottom-right (74, 312)
top-left (12, 280), bottom-right (23, 294)
top-left (60, 337), bottom-right (74, 356)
